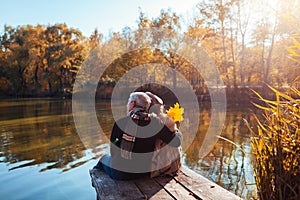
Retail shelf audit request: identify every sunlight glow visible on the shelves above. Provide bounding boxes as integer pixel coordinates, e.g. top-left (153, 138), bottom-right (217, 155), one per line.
top-left (253, 0), bottom-right (280, 23)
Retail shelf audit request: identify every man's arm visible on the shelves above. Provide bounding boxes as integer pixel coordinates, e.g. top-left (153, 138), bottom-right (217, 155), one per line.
top-left (158, 123), bottom-right (182, 147)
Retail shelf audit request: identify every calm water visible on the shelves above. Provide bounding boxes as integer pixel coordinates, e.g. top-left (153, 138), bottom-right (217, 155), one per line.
top-left (0, 98), bottom-right (257, 199)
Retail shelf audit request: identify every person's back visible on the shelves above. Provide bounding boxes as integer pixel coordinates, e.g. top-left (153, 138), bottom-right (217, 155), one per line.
top-left (94, 92), bottom-right (182, 180)
top-left (111, 111), bottom-right (181, 173)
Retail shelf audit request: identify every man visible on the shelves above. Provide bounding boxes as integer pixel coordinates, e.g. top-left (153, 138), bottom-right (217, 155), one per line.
top-left (94, 92), bottom-right (182, 180)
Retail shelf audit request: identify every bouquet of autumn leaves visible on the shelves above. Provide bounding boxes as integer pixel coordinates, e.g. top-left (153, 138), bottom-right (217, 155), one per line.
top-left (166, 103), bottom-right (184, 128)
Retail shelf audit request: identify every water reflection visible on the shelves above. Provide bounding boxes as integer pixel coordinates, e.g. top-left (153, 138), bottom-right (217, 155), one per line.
top-left (1, 100), bottom-right (78, 171)
top-left (184, 106), bottom-right (257, 199)
top-left (0, 99), bottom-right (257, 199)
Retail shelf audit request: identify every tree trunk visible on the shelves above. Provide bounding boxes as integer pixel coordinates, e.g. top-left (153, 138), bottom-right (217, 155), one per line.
top-left (229, 24), bottom-right (237, 89)
top-left (48, 80), bottom-right (52, 95)
top-left (34, 64), bottom-right (40, 94)
top-left (240, 35), bottom-right (245, 88)
top-left (172, 69), bottom-right (177, 89)
top-left (265, 31), bottom-right (276, 84)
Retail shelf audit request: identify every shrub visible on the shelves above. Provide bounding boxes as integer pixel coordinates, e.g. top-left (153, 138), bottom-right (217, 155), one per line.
top-left (249, 86), bottom-right (300, 200)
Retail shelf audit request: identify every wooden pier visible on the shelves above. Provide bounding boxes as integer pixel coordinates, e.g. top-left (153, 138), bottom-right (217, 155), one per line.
top-left (90, 166), bottom-right (242, 200)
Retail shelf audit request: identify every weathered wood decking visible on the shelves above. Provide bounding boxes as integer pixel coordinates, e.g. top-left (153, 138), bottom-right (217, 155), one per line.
top-left (90, 167), bottom-right (242, 200)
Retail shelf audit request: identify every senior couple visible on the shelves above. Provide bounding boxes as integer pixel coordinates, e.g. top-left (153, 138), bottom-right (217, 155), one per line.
top-left (94, 91), bottom-right (182, 180)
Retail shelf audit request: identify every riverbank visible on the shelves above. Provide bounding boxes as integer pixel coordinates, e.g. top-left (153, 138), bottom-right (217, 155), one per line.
top-left (1, 85), bottom-right (289, 104)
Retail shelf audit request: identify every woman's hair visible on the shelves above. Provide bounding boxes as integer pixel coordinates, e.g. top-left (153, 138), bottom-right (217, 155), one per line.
top-left (145, 92), bottom-right (164, 115)
top-left (128, 92), bottom-right (151, 110)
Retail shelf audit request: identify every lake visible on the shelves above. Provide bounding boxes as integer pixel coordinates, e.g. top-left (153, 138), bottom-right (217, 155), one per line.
top-left (0, 98), bottom-right (257, 199)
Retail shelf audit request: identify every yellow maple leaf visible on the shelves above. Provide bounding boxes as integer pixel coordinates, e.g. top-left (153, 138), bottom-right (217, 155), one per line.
top-left (166, 102), bottom-right (184, 122)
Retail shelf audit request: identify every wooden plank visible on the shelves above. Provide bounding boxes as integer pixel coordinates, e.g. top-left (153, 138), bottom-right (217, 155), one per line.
top-left (154, 176), bottom-right (198, 200)
top-left (114, 179), bottom-right (145, 200)
top-left (90, 167), bottom-right (242, 200)
top-left (90, 169), bottom-right (122, 200)
top-left (90, 169), bottom-right (144, 200)
top-left (134, 178), bottom-right (173, 200)
top-left (174, 167), bottom-right (242, 200)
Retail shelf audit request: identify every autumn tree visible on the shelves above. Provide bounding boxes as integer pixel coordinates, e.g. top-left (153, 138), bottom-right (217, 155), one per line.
top-left (0, 24), bottom-right (88, 96)
top-left (149, 9), bottom-right (184, 88)
top-left (195, 0), bottom-right (239, 85)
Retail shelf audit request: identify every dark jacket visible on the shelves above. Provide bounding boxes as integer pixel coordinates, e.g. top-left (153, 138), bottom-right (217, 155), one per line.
top-left (110, 111), bottom-right (182, 173)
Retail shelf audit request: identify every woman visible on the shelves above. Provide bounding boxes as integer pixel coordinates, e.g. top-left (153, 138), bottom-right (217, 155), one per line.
top-left (145, 92), bottom-right (182, 178)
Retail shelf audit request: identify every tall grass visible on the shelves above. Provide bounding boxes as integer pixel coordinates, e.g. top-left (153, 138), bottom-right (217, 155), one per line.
top-left (220, 36), bottom-right (300, 199)
top-left (248, 86), bottom-right (300, 200)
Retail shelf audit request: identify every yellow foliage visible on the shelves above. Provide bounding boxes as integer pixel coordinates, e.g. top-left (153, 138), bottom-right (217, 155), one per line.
top-left (166, 102), bottom-right (184, 123)
top-left (248, 85), bottom-right (300, 200)
top-left (286, 36), bottom-right (300, 63)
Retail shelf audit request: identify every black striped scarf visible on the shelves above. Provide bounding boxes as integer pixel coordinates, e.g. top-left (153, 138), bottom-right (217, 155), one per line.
top-left (120, 108), bottom-right (151, 160)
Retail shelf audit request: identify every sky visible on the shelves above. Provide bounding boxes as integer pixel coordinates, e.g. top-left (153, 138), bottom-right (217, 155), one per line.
top-left (1, 0), bottom-right (200, 37)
